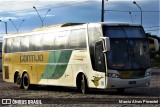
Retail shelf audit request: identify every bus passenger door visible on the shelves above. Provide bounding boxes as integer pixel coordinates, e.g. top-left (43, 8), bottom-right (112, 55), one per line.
top-left (91, 41), bottom-right (106, 88)
top-left (94, 41), bottom-right (106, 72)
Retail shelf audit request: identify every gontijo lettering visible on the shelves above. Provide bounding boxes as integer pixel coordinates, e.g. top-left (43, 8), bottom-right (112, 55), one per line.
top-left (20, 54), bottom-right (43, 62)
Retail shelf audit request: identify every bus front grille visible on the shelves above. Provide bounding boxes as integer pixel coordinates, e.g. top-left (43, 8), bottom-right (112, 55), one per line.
top-left (118, 70), bottom-right (146, 79)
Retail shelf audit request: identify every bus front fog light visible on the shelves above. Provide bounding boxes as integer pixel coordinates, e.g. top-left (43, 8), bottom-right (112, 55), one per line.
top-left (146, 82), bottom-right (150, 86)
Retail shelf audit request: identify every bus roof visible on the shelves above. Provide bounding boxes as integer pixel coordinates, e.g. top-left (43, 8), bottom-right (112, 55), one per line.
top-left (3, 22), bottom-right (142, 38)
top-left (93, 22), bottom-right (142, 27)
top-left (33, 23), bottom-right (85, 31)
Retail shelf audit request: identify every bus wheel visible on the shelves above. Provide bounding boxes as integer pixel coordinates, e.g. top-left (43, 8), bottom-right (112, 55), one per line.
top-left (16, 73), bottom-right (23, 89)
top-left (81, 74), bottom-right (88, 94)
top-left (23, 73), bottom-right (31, 90)
top-left (117, 88), bottom-right (125, 93)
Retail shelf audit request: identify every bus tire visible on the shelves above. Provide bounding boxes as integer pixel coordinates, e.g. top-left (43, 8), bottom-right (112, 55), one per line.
top-left (117, 88), bottom-right (125, 93)
top-left (23, 73), bottom-right (31, 90)
top-left (15, 73), bottom-right (23, 89)
top-left (81, 74), bottom-right (88, 94)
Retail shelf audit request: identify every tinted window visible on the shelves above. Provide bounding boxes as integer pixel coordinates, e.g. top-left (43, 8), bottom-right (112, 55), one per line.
top-left (55, 31), bottom-right (69, 49)
top-left (42, 33), bottom-right (56, 50)
top-left (106, 27), bottom-right (126, 38)
top-left (5, 38), bottom-right (12, 53)
top-left (105, 27), bottom-right (145, 38)
top-left (88, 26), bottom-right (102, 71)
top-left (29, 35), bottom-right (42, 51)
top-left (125, 28), bottom-right (145, 38)
top-left (69, 29), bottom-right (86, 49)
top-left (21, 36), bottom-right (29, 52)
top-left (94, 41), bottom-right (106, 72)
top-left (88, 27), bottom-right (102, 45)
top-left (107, 39), bottom-right (132, 69)
top-left (0, 42), bottom-right (2, 52)
top-left (107, 39), bottom-right (150, 70)
top-left (12, 37), bottom-right (20, 52)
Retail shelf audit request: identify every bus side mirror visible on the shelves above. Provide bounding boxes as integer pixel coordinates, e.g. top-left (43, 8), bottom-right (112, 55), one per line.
top-left (100, 37), bottom-right (110, 52)
top-left (148, 37), bottom-right (159, 52)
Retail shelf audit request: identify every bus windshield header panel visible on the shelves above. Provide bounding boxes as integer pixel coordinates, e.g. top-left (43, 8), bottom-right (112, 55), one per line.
top-left (104, 26), bottom-right (145, 38)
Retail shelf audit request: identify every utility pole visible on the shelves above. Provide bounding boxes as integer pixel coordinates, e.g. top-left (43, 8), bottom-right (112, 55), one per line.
top-left (129, 12), bottom-right (133, 23)
top-left (9, 19), bottom-right (25, 33)
top-left (0, 20), bottom-right (7, 34)
top-left (133, 1), bottom-right (142, 25)
top-left (33, 6), bottom-right (51, 27)
top-left (101, 0), bottom-right (104, 22)
top-left (101, 0), bottom-right (108, 22)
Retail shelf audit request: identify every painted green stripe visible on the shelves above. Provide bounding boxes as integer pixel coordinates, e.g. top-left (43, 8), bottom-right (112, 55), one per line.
top-left (41, 50), bottom-right (72, 79)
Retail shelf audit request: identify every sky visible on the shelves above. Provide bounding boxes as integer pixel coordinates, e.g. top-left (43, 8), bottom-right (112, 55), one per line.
top-left (0, 0), bottom-right (159, 36)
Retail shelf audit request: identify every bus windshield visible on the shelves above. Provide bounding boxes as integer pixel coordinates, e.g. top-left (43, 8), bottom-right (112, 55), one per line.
top-left (104, 26), bottom-right (150, 70)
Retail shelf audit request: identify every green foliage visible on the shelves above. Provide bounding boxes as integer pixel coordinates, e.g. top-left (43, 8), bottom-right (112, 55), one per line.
top-left (146, 33), bottom-right (160, 67)
top-left (151, 51), bottom-right (160, 67)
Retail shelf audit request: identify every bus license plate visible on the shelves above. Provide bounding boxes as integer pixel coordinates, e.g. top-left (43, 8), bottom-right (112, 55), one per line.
top-left (129, 81), bottom-right (136, 84)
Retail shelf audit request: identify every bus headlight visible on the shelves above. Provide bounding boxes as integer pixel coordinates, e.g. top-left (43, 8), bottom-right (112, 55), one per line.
top-left (145, 71), bottom-right (151, 77)
top-left (108, 73), bottom-right (120, 78)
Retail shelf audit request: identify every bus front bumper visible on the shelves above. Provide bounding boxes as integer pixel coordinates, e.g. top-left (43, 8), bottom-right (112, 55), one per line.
top-left (106, 76), bottom-right (151, 89)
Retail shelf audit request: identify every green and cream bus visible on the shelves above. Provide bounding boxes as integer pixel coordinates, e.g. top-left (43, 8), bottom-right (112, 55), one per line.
top-left (2, 22), bottom-right (159, 94)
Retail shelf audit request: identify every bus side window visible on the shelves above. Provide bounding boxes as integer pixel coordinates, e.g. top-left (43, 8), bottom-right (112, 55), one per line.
top-left (55, 31), bottom-right (69, 50)
top-left (88, 26), bottom-right (102, 71)
top-left (4, 39), bottom-right (9, 53)
top-left (69, 29), bottom-right (86, 49)
top-left (29, 35), bottom-right (42, 51)
top-left (12, 37), bottom-right (20, 52)
top-left (42, 33), bottom-right (55, 50)
top-left (7, 38), bottom-right (12, 53)
top-left (0, 42), bottom-right (3, 52)
top-left (21, 36), bottom-right (29, 52)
